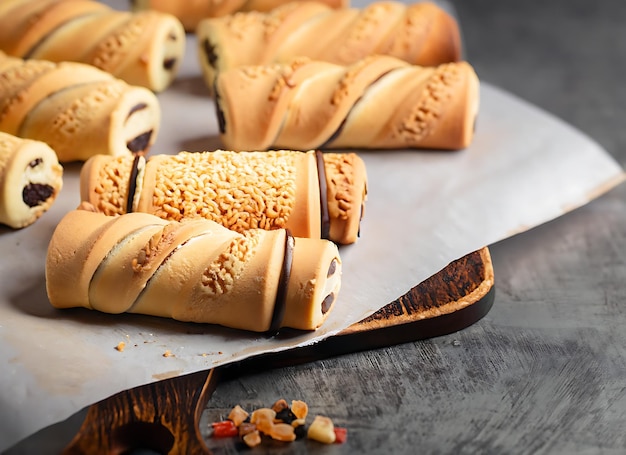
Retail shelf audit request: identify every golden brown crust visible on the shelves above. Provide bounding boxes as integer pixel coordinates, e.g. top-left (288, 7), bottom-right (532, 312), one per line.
top-left (323, 152), bottom-right (367, 245)
top-left (133, 0), bottom-right (347, 32)
top-left (0, 0), bottom-right (185, 92)
top-left (215, 56), bottom-right (479, 151)
top-left (46, 208), bottom-right (342, 332)
top-left (0, 52), bottom-right (160, 162)
top-left (80, 150), bottom-right (367, 244)
top-left (197, 1), bottom-right (462, 94)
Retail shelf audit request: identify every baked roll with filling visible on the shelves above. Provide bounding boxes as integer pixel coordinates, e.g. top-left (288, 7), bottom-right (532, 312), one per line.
top-left (0, 52), bottom-right (160, 162)
top-left (0, 132), bottom-right (63, 229)
top-left (80, 149), bottom-right (367, 245)
top-left (214, 56), bottom-right (479, 151)
top-left (131, 0), bottom-right (347, 32)
top-left (197, 1), bottom-right (461, 95)
top-left (0, 0), bottom-right (185, 92)
top-left (46, 206), bottom-right (342, 332)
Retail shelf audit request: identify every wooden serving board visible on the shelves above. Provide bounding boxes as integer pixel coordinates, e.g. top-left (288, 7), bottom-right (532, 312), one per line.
top-left (62, 247), bottom-right (495, 454)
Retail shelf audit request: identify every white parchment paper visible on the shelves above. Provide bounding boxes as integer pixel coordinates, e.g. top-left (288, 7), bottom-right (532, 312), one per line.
top-left (1, 16), bottom-right (625, 453)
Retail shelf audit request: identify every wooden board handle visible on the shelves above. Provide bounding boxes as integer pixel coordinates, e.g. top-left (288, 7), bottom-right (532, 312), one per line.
top-left (63, 369), bottom-right (220, 454)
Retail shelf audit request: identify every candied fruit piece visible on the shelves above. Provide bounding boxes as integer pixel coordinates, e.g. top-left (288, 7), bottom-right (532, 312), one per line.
top-left (307, 415), bottom-right (336, 444)
top-left (243, 430), bottom-right (262, 448)
top-left (211, 420), bottom-right (238, 438)
top-left (291, 400), bottom-right (308, 420)
top-left (270, 423), bottom-right (296, 442)
top-left (238, 422), bottom-right (257, 437)
top-left (334, 427), bottom-right (348, 444)
top-left (228, 404), bottom-right (249, 426)
top-left (250, 408), bottom-right (276, 424)
top-left (271, 399), bottom-right (289, 413)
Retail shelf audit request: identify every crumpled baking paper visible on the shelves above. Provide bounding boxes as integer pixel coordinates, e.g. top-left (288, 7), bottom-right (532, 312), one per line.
top-left (1, 17), bottom-right (624, 455)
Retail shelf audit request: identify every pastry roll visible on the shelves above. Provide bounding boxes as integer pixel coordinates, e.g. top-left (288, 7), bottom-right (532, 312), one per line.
top-left (80, 149), bottom-right (367, 245)
top-left (214, 56), bottom-right (479, 151)
top-left (46, 206), bottom-right (342, 332)
top-left (197, 1), bottom-right (462, 94)
top-left (131, 0), bottom-right (347, 32)
top-left (0, 132), bottom-right (63, 229)
top-left (0, 0), bottom-right (185, 92)
top-left (0, 52), bottom-right (160, 162)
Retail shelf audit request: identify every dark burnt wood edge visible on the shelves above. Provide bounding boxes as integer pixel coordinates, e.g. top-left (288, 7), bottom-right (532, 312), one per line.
top-left (222, 246), bottom-right (495, 376)
top-left (62, 369), bottom-right (220, 455)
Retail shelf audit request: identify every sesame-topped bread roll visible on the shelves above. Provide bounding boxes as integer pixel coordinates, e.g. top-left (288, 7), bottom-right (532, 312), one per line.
top-left (80, 150), bottom-right (367, 245)
top-left (0, 0), bottom-right (185, 92)
top-left (46, 206), bottom-right (342, 332)
top-left (0, 52), bottom-right (160, 162)
top-left (214, 56), bottom-right (479, 151)
top-left (0, 132), bottom-right (63, 229)
top-left (131, 0), bottom-right (347, 32)
top-left (197, 1), bottom-right (461, 95)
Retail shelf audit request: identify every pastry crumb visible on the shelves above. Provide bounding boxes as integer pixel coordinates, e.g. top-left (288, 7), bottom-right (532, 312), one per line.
top-left (163, 350), bottom-right (174, 357)
top-left (115, 341), bottom-right (126, 352)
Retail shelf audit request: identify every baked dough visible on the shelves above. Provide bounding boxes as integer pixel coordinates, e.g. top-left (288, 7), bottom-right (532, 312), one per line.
top-left (0, 52), bottom-right (160, 162)
top-left (46, 206), bottom-right (342, 332)
top-left (80, 149), bottom-right (367, 245)
top-left (214, 55), bottom-right (479, 151)
top-left (0, 132), bottom-right (63, 229)
top-left (0, 0), bottom-right (185, 92)
top-left (131, 0), bottom-right (347, 32)
top-left (197, 1), bottom-right (462, 95)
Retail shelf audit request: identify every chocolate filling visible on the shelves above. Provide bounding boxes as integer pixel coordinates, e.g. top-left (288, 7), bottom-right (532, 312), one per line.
top-left (24, 12), bottom-right (97, 59)
top-left (319, 118), bottom-right (348, 149)
top-left (126, 155), bottom-right (141, 213)
top-left (127, 131), bottom-right (152, 154)
top-left (321, 258), bottom-right (339, 314)
top-left (267, 230), bottom-right (294, 335)
top-left (163, 57), bottom-right (177, 70)
top-left (214, 82), bottom-right (226, 133)
top-left (321, 292), bottom-right (335, 315)
top-left (318, 69), bottom-right (397, 149)
top-left (315, 150), bottom-right (331, 240)
top-left (202, 38), bottom-right (218, 68)
top-left (29, 158), bottom-right (43, 168)
top-left (327, 258), bottom-right (337, 278)
top-left (126, 103), bottom-right (148, 121)
top-left (23, 183), bottom-right (54, 207)
top-left (128, 233), bottom-right (204, 312)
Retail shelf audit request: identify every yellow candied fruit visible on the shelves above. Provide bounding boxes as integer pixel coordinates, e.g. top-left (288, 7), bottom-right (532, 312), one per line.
top-left (307, 415), bottom-right (336, 444)
top-left (228, 404), bottom-right (249, 427)
top-left (243, 430), bottom-right (262, 448)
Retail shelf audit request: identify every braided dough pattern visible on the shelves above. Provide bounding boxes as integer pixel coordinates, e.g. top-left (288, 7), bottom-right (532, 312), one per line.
top-left (0, 0), bottom-right (185, 92)
top-left (197, 1), bottom-right (462, 93)
top-left (0, 52), bottom-right (160, 162)
top-left (215, 55), bottom-right (479, 151)
top-left (46, 208), bottom-right (342, 332)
